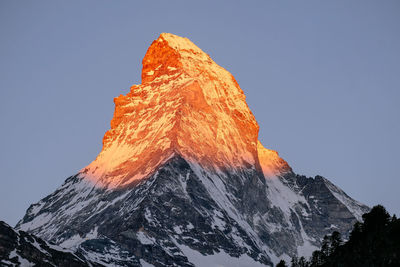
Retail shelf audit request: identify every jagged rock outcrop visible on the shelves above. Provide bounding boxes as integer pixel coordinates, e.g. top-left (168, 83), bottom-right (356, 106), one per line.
top-left (0, 221), bottom-right (98, 266)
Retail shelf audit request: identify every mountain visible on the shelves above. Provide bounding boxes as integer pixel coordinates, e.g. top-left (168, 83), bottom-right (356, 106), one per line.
top-left (14, 33), bottom-right (368, 266)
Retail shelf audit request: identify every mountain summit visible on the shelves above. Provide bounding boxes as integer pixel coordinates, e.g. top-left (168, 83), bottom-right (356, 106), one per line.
top-left (83, 33), bottom-right (287, 188)
top-left (15, 34), bottom-right (368, 266)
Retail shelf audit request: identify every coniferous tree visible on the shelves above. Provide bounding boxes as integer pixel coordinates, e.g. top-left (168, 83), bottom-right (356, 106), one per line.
top-left (291, 256), bottom-right (299, 267)
top-left (290, 205), bottom-right (400, 267)
top-left (310, 250), bottom-right (324, 267)
top-left (298, 256), bottom-right (308, 267)
top-left (276, 259), bottom-right (288, 267)
top-left (320, 235), bottom-right (331, 258)
top-left (329, 231), bottom-right (341, 251)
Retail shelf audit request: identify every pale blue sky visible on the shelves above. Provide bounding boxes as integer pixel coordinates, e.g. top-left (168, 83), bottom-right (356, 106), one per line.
top-left (0, 0), bottom-right (399, 225)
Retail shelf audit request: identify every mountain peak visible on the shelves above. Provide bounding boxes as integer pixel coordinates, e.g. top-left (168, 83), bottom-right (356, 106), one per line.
top-left (157, 33), bottom-right (204, 53)
top-left (82, 33), bottom-right (287, 188)
top-left (141, 33), bottom-right (210, 83)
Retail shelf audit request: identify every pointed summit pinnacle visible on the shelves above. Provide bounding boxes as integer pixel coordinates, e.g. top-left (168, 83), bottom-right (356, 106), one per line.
top-left (82, 33), bottom-right (289, 188)
top-left (141, 33), bottom-right (211, 83)
top-left (156, 33), bottom-right (205, 53)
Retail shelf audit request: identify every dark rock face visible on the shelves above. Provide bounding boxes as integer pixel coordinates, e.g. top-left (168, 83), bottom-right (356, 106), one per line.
top-left (0, 221), bottom-right (98, 266)
top-left (15, 156), bottom-right (369, 266)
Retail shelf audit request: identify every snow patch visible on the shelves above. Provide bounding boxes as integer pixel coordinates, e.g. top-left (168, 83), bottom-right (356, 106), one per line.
top-left (137, 231), bottom-right (155, 245)
top-left (59, 226), bottom-right (98, 249)
top-left (9, 249), bottom-right (34, 266)
top-left (140, 259), bottom-right (155, 267)
top-left (176, 243), bottom-right (267, 267)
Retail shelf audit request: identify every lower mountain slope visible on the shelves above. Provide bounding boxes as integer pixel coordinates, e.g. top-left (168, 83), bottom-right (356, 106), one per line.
top-left (16, 155), bottom-right (368, 266)
top-left (0, 221), bottom-right (97, 266)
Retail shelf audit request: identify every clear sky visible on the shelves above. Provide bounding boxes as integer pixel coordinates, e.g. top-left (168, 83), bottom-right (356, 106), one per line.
top-left (0, 0), bottom-right (399, 226)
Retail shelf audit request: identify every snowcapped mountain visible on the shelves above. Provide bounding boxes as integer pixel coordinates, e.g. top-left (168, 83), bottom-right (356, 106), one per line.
top-left (14, 33), bottom-right (368, 266)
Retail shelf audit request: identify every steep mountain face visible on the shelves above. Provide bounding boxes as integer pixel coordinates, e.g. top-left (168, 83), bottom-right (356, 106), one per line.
top-left (83, 33), bottom-right (263, 188)
top-left (15, 33), bottom-right (369, 266)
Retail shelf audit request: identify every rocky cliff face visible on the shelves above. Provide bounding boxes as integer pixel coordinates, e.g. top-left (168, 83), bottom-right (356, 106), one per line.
top-left (0, 221), bottom-right (98, 266)
top-left (15, 33), bottom-right (369, 266)
top-left (81, 33), bottom-right (284, 188)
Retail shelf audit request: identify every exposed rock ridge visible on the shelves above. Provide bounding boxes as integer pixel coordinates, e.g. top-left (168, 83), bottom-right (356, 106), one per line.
top-left (0, 221), bottom-right (97, 266)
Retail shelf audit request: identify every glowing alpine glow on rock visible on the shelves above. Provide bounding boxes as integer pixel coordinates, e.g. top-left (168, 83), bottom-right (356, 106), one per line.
top-left (257, 141), bottom-right (291, 178)
top-left (82, 33), bottom-right (289, 188)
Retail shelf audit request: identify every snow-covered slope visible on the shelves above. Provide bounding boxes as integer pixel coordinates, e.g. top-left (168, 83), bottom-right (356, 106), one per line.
top-left (16, 156), bottom-right (368, 266)
top-left (15, 33), bottom-right (369, 266)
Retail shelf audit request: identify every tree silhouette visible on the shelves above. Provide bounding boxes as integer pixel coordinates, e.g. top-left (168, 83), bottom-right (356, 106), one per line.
top-left (276, 259), bottom-right (288, 267)
top-left (290, 205), bottom-right (400, 267)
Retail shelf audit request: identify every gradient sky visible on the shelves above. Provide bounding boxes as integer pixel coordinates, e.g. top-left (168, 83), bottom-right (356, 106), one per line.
top-left (0, 1), bottom-right (399, 226)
